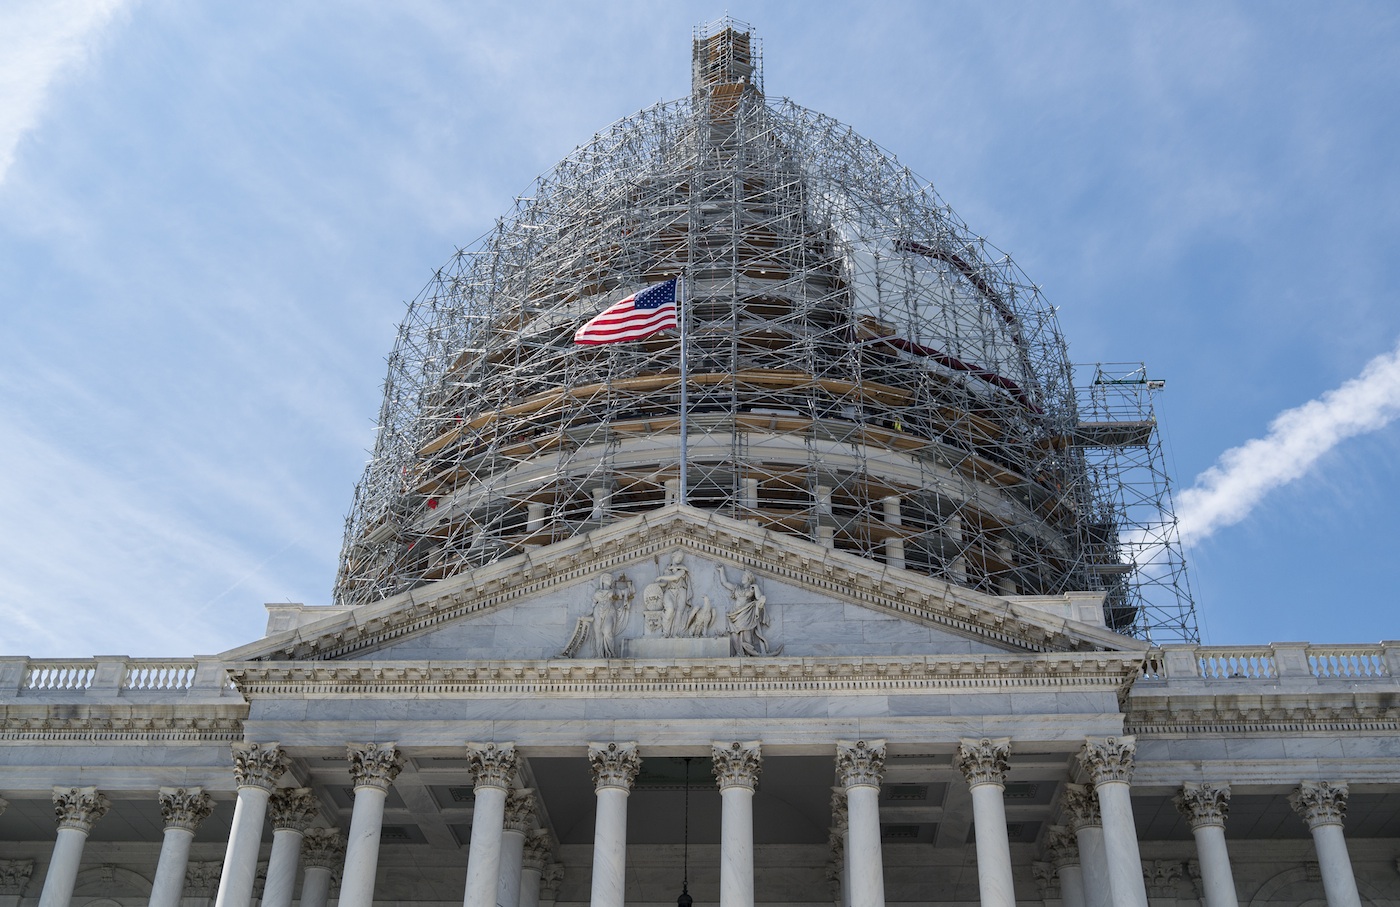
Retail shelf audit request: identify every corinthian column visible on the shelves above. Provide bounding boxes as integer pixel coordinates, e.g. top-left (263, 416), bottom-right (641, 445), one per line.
top-left (339, 743), bottom-right (402, 907)
top-left (836, 739), bottom-right (886, 907)
top-left (215, 742), bottom-right (288, 907)
top-left (956, 738), bottom-right (1015, 907)
top-left (588, 741), bottom-right (640, 907)
top-left (463, 742), bottom-right (518, 907)
top-left (497, 788), bottom-right (537, 907)
top-left (0, 859), bottom-right (36, 907)
top-left (262, 788), bottom-right (318, 907)
top-left (1290, 781), bottom-right (1362, 907)
top-left (38, 786), bottom-right (109, 907)
top-left (713, 741), bottom-right (762, 907)
top-left (1062, 783), bottom-right (1110, 907)
top-left (150, 787), bottom-right (214, 907)
top-left (1079, 737), bottom-right (1147, 907)
top-left (520, 829), bottom-right (553, 907)
top-left (297, 828), bottom-right (345, 907)
top-left (1175, 782), bottom-right (1237, 907)
top-left (1045, 825), bottom-right (1085, 907)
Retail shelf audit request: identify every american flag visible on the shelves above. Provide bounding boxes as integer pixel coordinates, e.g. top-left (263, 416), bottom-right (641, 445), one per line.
top-left (573, 279), bottom-right (679, 345)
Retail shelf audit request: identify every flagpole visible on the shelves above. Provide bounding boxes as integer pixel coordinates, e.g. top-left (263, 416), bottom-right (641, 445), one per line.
top-left (677, 275), bottom-right (689, 506)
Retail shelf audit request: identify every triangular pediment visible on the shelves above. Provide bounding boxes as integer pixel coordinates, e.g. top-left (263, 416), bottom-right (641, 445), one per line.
top-left (223, 505), bottom-right (1145, 663)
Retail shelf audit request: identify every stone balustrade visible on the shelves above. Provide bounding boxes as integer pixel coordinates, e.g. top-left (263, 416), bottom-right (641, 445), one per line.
top-left (0, 657), bottom-right (233, 698)
top-left (1141, 643), bottom-right (1400, 685)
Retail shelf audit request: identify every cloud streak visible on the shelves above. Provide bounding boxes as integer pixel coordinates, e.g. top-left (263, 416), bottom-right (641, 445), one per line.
top-left (0, 0), bottom-right (127, 186)
top-left (1177, 336), bottom-right (1400, 547)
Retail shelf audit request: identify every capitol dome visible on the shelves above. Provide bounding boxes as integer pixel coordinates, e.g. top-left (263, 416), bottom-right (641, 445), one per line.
top-left (335, 19), bottom-right (1101, 620)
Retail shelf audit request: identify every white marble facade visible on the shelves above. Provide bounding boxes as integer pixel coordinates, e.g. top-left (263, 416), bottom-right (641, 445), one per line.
top-left (3, 507), bottom-right (1400, 906)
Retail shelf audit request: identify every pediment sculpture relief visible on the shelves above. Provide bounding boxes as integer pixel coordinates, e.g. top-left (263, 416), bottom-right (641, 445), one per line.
top-left (561, 552), bottom-right (778, 659)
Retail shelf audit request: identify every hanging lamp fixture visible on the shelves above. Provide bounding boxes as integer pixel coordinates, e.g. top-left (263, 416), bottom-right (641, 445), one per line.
top-left (677, 756), bottom-right (693, 907)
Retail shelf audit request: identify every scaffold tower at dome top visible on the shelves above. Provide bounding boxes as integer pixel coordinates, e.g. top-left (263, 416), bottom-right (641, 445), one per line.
top-left (336, 17), bottom-right (1198, 644)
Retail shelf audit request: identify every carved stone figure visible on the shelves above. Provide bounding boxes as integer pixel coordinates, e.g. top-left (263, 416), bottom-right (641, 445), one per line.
top-left (683, 594), bottom-right (716, 637)
top-left (641, 581), bottom-right (666, 636)
top-left (654, 551), bottom-right (692, 637)
top-left (718, 564), bottom-right (780, 656)
top-left (590, 572), bottom-right (634, 658)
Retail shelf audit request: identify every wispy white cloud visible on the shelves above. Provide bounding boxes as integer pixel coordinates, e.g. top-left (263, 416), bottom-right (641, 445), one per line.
top-left (0, 0), bottom-right (130, 186)
top-left (1177, 336), bottom-right (1400, 547)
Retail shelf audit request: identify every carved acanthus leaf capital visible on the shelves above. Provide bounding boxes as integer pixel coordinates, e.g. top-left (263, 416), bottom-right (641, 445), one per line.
top-left (830, 786), bottom-right (848, 831)
top-left (589, 741), bottom-right (641, 791)
top-left (504, 788), bottom-right (537, 834)
top-left (269, 787), bottom-right (319, 832)
top-left (158, 787), bottom-right (214, 832)
top-left (348, 743), bottom-right (403, 792)
top-left (835, 739), bottom-right (886, 790)
top-left (52, 786), bottom-right (109, 832)
top-left (1290, 780), bottom-right (1349, 829)
top-left (184, 861), bottom-right (222, 897)
top-left (523, 828), bottom-right (553, 871)
top-left (956, 737), bottom-right (1011, 788)
top-left (1078, 735), bottom-right (1136, 785)
top-left (1143, 859), bottom-right (1184, 897)
top-left (0, 859), bottom-right (35, 896)
top-left (1032, 861), bottom-right (1059, 899)
top-left (712, 741), bottom-right (763, 791)
top-left (232, 742), bottom-right (289, 791)
top-left (467, 742), bottom-right (518, 791)
top-left (1044, 824), bottom-right (1080, 868)
top-left (541, 862), bottom-right (565, 898)
top-left (1061, 782), bottom-right (1102, 831)
top-left (1175, 781), bottom-right (1230, 830)
top-left (301, 828), bottom-right (347, 872)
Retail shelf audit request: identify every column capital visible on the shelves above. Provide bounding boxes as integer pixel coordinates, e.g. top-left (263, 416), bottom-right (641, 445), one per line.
top-left (711, 740), bottom-right (763, 791)
top-left (829, 786), bottom-right (848, 831)
top-left (1078, 735), bottom-right (1136, 785)
top-left (1143, 859), bottom-right (1184, 897)
top-left (835, 738), bottom-right (886, 790)
top-left (0, 859), bottom-right (35, 896)
top-left (300, 828), bottom-right (346, 872)
top-left (1060, 782), bottom-right (1102, 831)
top-left (523, 828), bottom-right (553, 872)
top-left (1174, 781), bottom-right (1231, 830)
top-left (1290, 780), bottom-right (1349, 829)
top-left (955, 737), bottom-right (1011, 789)
top-left (185, 861), bottom-right (223, 898)
top-left (52, 786), bottom-right (109, 832)
top-left (1044, 824), bottom-right (1079, 869)
top-left (348, 743), bottom-right (403, 792)
top-left (588, 741), bottom-right (641, 792)
top-left (541, 863), bottom-right (565, 900)
top-left (232, 742), bottom-right (289, 791)
top-left (270, 787), bottom-right (320, 832)
top-left (467, 741), bottom-right (518, 791)
top-left (504, 788), bottom-right (537, 834)
top-left (158, 786), bottom-right (214, 832)
top-left (1032, 861), bottom-right (1059, 900)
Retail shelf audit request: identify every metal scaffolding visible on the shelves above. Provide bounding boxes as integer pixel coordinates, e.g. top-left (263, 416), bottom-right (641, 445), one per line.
top-left (334, 17), bottom-right (1198, 644)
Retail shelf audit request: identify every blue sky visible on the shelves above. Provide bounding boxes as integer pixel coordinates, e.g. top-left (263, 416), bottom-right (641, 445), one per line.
top-left (4, 1), bottom-right (1400, 656)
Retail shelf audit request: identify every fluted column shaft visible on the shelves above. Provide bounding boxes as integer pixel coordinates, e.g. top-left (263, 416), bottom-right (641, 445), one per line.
top-left (463, 742), bottom-right (518, 907)
top-left (836, 740), bottom-right (885, 907)
top-left (1291, 781), bottom-right (1362, 907)
top-left (1176, 782), bottom-right (1237, 907)
top-left (215, 743), bottom-right (288, 907)
top-left (150, 787), bottom-right (214, 907)
top-left (588, 742), bottom-right (640, 907)
top-left (339, 743), bottom-right (403, 907)
top-left (714, 741), bottom-right (762, 907)
top-left (1080, 737), bottom-right (1147, 907)
top-left (39, 787), bottom-right (110, 907)
top-left (957, 738), bottom-right (1015, 907)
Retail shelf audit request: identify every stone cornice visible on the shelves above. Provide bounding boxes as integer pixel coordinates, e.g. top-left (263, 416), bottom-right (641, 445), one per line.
top-left (0, 711), bottom-right (244, 742)
top-left (226, 507), bottom-right (1141, 663)
top-left (1126, 690), bottom-right (1400, 736)
top-left (227, 652), bottom-right (1141, 698)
